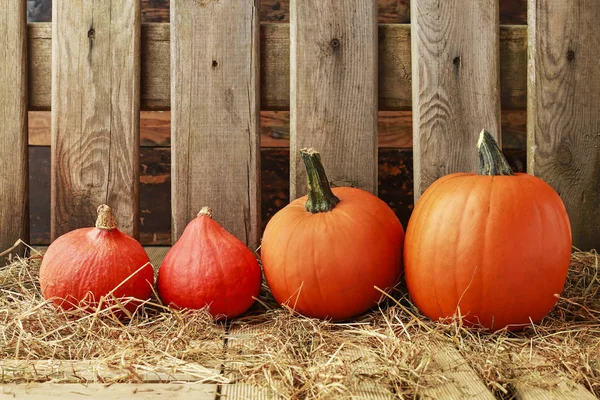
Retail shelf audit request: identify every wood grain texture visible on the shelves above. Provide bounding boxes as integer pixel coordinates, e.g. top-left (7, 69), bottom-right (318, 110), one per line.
top-left (528, 0), bottom-right (600, 251)
top-left (420, 344), bottom-right (495, 399)
top-left (171, 0), bottom-right (260, 247)
top-left (27, 23), bottom-right (528, 112)
top-left (25, 0), bottom-right (528, 25)
top-left (290, 0), bottom-right (378, 197)
top-left (411, 0), bottom-right (501, 198)
top-left (515, 377), bottom-right (596, 400)
top-left (51, 0), bottom-right (141, 239)
top-left (0, 383), bottom-right (217, 399)
top-left (29, 109), bottom-right (527, 150)
top-left (0, 1), bottom-right (28, 258)
top-left (0, 359), bottom-right (222, 383)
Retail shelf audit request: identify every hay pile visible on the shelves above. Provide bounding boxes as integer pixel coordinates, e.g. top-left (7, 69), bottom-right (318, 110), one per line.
top-left (1, 247), bottom-right (598, 398)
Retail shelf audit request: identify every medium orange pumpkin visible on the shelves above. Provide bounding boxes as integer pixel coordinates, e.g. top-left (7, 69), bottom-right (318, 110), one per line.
top-left (261, 149), bottom-right (404, 321)
top-left (39, 205), bottom-right (154, 314)
top-left (404, 130), bottom-right (572, 331)
top-left (157, 207), bottom-right (261, 319)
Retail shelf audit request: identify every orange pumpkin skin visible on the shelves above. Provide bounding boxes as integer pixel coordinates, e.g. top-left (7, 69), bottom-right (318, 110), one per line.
top-left (39, 206), bottom-right (154, 314)
top-left (262, 186), bottom-right (404, 321)
top-left (404, 133), bottom-right (572, 331)
top-left (157, 208), bottom-right (261, 319)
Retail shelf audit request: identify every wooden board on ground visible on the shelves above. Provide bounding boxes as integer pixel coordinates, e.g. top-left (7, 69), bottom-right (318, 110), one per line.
top-left (515, 375), bottom-right (596, 400)
top-left (512, 353), bottom-right (596, 400)
top-left (170, 0), bottom-right (260, 247)
top-left (27, 23), bottom-right (528, 112)
top-left (527, 0), bottom-right (600, 251)
top-left (290, 0), bottom-right (378, 197)
top-left (420, 343), bottom-right (495, 399)
top-left (411, 0), bottom-right (501, 198)
top-left (51, 0), bottom-right (141, 239)
top-left (0, 359), bottom-right (223, 384)
top-left (0, 0), bottom-right (28, 260)
top-left (0, 383), bottom-right (217, 399)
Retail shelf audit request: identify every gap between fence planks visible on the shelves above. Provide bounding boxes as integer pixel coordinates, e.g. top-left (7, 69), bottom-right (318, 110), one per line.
top-left (51, 0), bottom-right (141, 239)
top-left (27, 23), bottom-right (528, 112)
top-left (528, 0), bottom-right (600, 251)
top-left (411, 0), bottom-right (502, 198)
top-left (290, 0), bottom-right (378, 196)
top-left (170, 0), bottom-right (260, 247)
top-left (0, 1), bottom-right (28, 258)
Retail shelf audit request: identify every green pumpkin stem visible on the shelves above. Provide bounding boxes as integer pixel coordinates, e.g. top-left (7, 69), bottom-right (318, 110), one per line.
top-left (477, 129), bottom-right (514, 176)
top-left (95, 204), bottom-right (117, 230)
top-left (300, 148), bottom-right (340, 213)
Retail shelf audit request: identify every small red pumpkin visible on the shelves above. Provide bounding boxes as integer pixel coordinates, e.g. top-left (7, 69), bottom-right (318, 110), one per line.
top-left (39, 205), bottom-right (154, 314)
top-left (261, 149), bottom-right (404, 321)
top-left (404, 130), bottom-right (572, 331)
top-left (157, 207), bottom-right (261, 319)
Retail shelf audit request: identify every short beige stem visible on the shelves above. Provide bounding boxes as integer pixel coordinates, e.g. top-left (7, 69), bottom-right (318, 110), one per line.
top-left (198, 206), bottom-right (213, 218)
top-left (95, 204), bottom-right (117, 230)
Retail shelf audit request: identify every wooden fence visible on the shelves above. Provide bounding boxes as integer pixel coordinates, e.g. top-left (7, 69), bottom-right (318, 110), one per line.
top-left (1, 0), bottom-right (599, 254)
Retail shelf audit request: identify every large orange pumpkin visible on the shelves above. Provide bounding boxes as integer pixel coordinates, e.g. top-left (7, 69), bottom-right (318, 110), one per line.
top-left (404, 130), bottom-right (572, 331)
top-left (157, 207), bottom-right (261, 319)
top-left (39, 205), bottom-right (154, 315)
top-left (261, 149), bottom-right (404, 321)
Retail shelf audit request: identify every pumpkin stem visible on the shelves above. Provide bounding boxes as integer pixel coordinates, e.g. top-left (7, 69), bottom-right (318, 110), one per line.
top-left (198, 206), bottom-right (213, 218)
top-left (300, 148), bottom-right (340, 213)
top-left (95, 204), bottom-right (117, 230)
top-left (477, 129), bottom-right (514, 176)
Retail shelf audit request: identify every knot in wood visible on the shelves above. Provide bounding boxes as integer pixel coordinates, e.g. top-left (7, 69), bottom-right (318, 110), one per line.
top-left (567, 50), bottom-right (575, 61)
top-left (88, 28), bottom-right (95, 39)
top-left (330, 38), bottom-right (340, 49)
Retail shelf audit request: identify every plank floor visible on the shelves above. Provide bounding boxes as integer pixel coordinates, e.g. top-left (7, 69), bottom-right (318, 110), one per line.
top-left (17, 247), bottom-right (595, 399)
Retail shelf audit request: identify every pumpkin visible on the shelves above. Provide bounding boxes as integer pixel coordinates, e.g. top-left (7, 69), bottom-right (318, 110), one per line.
top-left (404, 130), bottom-right (572, 331)
top-left (261, 149), bottom-right (404, 321)
top-left (39, 205), bottom-right (154, 314)
top-left (157, 207), bottom-right (261, 319)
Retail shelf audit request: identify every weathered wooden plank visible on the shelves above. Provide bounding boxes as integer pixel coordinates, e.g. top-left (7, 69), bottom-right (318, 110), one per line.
top-left (0, 383), bottom-right (217, 399)
top-left (171, 0), bottom-right (260, 247)
top-left (51, 0), bottom-right (141, 239)
top-left (420, 344), bottom-right (495, 399)
top-left (29, 109), bottom-right (528, 150)
top-left (26, 0), bottom-right (527, 25)
top-left (0, 359), bottom-right (223, 384)
top-left (260, 0), bottom-right (528, 25)
top-left (0, 0), bottom-right (28, 258)
top-left (515, 376), bottom-right (596, 400)
top-left (27, 23), bottom-right (528, 112)
top-left (290, 0), bottom-right (378, 196)
top-left (528, 0), bottom-right (600, 251)
top-left (411, 0), bottom-right (502, 198)
top-left (512, 354), bottom-right (596, 400)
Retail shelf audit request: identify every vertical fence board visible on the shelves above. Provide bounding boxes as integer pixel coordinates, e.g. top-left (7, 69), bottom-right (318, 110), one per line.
top-left (0, 1), bottom-right (28, 257)
top-left (51, 0), bottom-right (141, 239)
top-left (411, 0), bottom-right (501, 198)
top-left (290, 0), bottom-right (378, 198)
top-left (528, 0), bottom-right (600, 251)
top-left (171, 0), bottom-right (260, 247)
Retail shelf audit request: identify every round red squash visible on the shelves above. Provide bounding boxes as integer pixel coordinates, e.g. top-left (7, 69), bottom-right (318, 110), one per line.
top-left (39, 205), bottom-right (154, 314)
top-left (157, 207), bottom-right (261, 319)
top-left (261, 149), bottom-right (404, 321)
top-left (404, 130), bottom-right (572, 331)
